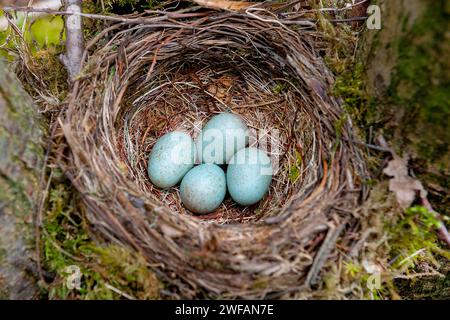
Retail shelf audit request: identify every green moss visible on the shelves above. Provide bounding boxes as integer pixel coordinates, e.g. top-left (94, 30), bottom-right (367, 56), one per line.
top-left (385, 206), bottom-right (450, 299)
top-left (394, 272), bottom-right (450, 299)
top-left (334, 204), bottom-right (449, 300)
top-left (344, 261), bottom-right (362, 278)
top-left (31, 48), bottom-right (68, 100)
top-left (0, 15), bottom-right (68, 100)
top-left (388, 206), bottom-right (450, 269)
top-left (288, 150), bottom-right (302, 183)
top-left (332, 63), bottom-right (378, 137)
top-left (272, 82), bottom-right (287, 94)
top-left (42, 181), bottom-right (161, 300)
top-left (251, 278), bottom-right (269, 290)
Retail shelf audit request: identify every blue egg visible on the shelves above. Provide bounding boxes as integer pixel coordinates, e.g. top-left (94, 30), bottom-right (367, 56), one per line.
top-left (180, 164), bottom-right (226, 214)
top-left (196, 113), bottom-right (249, 165)
top-left (227, 147), bottom-right (272, 206)
top-left (148, 131), bottom-right (196, 189)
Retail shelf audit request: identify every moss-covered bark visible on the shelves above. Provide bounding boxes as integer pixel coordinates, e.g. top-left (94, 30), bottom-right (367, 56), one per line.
top-left (360, 0), bottom-right (450, 299)
top-left (362, 0), bottom-right (450, 191)
top-left (0, 59), bottom-right (44, 299)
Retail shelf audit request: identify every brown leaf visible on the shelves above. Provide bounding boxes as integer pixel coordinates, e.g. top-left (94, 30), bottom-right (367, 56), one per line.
top-left (383, 155), bottom-right (408, 178)
top-left (380, 138), bottom-right (450, 247)
top-left (383, 155), bottom-right (427, 209)
top-left (206, 76), bottom-right (234, 99)
top-left (388, 176), bottom-right (426, 210)
top-left (191, 0), bottom-right (253, 11)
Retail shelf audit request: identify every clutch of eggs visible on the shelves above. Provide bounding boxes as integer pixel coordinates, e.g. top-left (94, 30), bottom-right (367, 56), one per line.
top-left (147, 113), bottom-right (272, 214)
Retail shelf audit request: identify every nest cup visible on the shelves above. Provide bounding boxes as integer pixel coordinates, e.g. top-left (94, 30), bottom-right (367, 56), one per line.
top-left (61, 11), bottom-right (368, 298)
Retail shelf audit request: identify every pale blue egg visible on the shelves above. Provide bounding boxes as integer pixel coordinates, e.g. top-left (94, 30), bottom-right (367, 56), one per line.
top-left (148, 131), bottom-right (196, 189)
top-left (180, 164), bottom-right (226, 214)
top-left (196, 113), bottom-right (249, 164)
top-left (227, 147), bottom-right (272, 206)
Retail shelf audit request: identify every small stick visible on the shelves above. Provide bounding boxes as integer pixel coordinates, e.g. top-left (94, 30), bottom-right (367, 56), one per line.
top-left (61, 0), bottom-right (84, 81)
top-left (306, 221), bottom-right (347, 287)
top-left (421, 197), bottom-right (450, 247)
top-left (2, 6), bottom-right (206, 23)
top-left (104, 283), bottom-right (136, 300)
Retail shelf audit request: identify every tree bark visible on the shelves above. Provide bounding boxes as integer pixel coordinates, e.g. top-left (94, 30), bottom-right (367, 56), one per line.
top-left (361, 0), bottom-right (450, 299)
top-left (362, 0), bottom-right (450, 172)
top-left (0, 59), bottom-right (44, 299)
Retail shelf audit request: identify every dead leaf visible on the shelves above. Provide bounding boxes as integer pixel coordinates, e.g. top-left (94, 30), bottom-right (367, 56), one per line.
top-left (191, 0), bottom-right (253, 11)
top-left (207, 84), bottom-right (227, 99)
top-left (206, 76), bottom-right (234, 99)
top-left (388, 176), bottom-right (426, 210)
top-left (380, 138), bottom-right (450, 247)
top-left (383, 155), bottom-right (427, 209)
top-left (383, 155), bottom-right (408, 178)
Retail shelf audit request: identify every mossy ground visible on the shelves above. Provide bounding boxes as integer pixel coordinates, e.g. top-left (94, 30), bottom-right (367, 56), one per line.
top-left (41, 178), bottom-right (161, 299)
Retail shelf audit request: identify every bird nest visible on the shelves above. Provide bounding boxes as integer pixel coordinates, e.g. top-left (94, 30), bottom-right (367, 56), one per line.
top-left (59, 10), bottom-right (369, 298)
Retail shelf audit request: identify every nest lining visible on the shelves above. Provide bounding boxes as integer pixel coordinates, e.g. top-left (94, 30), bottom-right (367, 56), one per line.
top-left (60, 11), bottom-right (368, 298)
top-left (117, 61), bottom-right (314, 223)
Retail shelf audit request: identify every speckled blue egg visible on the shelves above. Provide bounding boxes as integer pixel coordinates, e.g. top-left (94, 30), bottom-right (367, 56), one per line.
top-left (196, 113), bottom-right (249, 164)
top-left (227, 147), bottom-right (272, 206)
top-left (180, 164), bottom-right (226, 214)
top-left (147, 131), bottom-right (196, 189)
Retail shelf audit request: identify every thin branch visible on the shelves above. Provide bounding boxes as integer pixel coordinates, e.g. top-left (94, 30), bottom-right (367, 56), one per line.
top-left (421, 197), bottom-right (450, 247)
top-left (104, 283), bottom-right (136, 300)
top-left (2, 6), bottom-right (184, 23)
top-left (61, 0), bottom-right (84, 81)
top-left (306, 221), bottom-right (347, 287)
